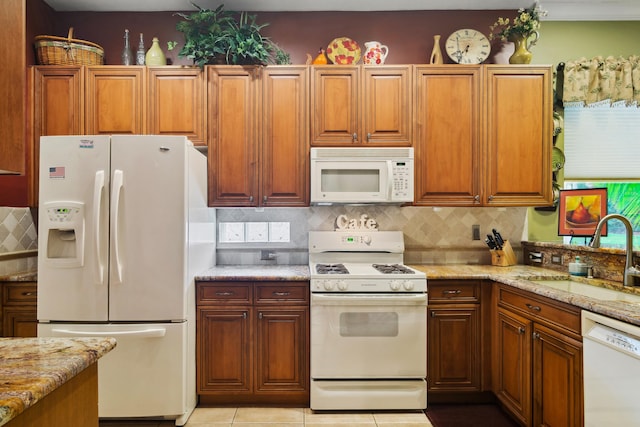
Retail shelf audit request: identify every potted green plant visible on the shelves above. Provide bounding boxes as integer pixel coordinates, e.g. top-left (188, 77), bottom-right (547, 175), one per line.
top-left (174, 3), bottom-right (286, 66)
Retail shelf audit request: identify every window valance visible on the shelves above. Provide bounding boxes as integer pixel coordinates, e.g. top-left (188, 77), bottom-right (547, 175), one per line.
top-left (562, 56), bottom-right (640, 105)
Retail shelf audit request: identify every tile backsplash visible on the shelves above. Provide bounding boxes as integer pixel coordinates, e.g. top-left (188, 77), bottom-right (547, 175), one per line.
top-left (216, 206), bottom-right (528, 265)
top-left (0, 207), bottom-right (38, 276)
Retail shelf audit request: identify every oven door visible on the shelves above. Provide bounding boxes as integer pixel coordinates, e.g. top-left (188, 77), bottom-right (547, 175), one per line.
top-left (311, 293), bottom-right (427, 379)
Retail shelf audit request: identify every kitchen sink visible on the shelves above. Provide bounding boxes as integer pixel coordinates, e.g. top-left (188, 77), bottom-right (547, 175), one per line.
top-left (531, 279), bottom-right (640, 303)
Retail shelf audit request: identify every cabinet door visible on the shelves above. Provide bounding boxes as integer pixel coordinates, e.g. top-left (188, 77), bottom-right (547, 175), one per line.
top-left (2, 307), bottom-right (37, 337)
top-left (427, 305), bottom-right (481, 392)
top-left (414, 66), bottom-right (481, 205)
top-left (532, 323), bottom-right (583, 427)
top-left (261, 66), bottom-right (309, 206)
top-left (197, 307), bottom-right (252, 394)
top-left (310, 66), bottom-right (359, 145)
top-left (484, 66), bottom-right (552, 206)
top-left (86, 66), bottom-right (146, 134)
top-left (362, 66), bottom-right (412, 145)
top-left (494, 307), bottom-right (532, 426)
top-left (207, 66), bottom-right (260, 206)
top-left (256, 308), bottom-right (309, 399)
top-left (147, 66), bottom-right (205, 145)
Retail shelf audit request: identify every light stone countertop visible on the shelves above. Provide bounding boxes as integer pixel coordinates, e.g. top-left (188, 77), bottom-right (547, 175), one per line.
top-left (196, 263), bottom-right (640, 326)
top-left (0, 337), bottom-right (117, 426)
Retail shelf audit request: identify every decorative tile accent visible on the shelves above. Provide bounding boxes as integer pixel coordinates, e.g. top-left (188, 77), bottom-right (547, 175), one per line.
top-left (0, 207), bottom-right (37, 253)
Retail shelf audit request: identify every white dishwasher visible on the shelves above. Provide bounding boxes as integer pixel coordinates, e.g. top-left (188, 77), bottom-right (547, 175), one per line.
top-left (581, 310), bottom-right (640, 426)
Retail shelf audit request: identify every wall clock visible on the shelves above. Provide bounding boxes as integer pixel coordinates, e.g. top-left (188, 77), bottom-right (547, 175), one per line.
top-left (445, 29), bottom-right (490, 64)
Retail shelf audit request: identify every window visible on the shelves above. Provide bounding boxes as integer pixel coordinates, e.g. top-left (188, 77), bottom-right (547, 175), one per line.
top-left (563, 105), bottom-right (640, 250)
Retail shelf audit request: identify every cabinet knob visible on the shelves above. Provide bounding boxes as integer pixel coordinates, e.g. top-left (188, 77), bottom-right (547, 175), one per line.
top-left (367, 132), bottom-right (371, 141)
top-left (263, 195), bottom-right (267, 202)
top-left (488, 195), bottom-right (494, 201)
top-left (474, 195), bottom-right (480, 202)
top-left (352, 133), bottom-right (358, 142)
top-left (242, 312), bottom-right (247, 319)
top-left (249, 196), bottom-right (254, 202)
top-left (258, 312), bottom-right (263, 319)
top-left (442, 289), bottom-right (462, 295)
top-left (216, 291), bottom-right (234, 296)
top-left (22, 291), bottom-right (36, 296)
top-left (430, 311), bottom-right (436, 318)
top-left (518, 327), bottom-right (526, 334)
top-left (525, 303), bottom-right (541, 312)
top-left (532, 331), bottom-right (540, 340)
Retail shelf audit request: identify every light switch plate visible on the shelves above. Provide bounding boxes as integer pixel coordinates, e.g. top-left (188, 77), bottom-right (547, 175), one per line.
top-left (246, 222), bottom-right (269, 242)
top-left (269, 222), bottom-right (290, 242)
top-left (219, 222), bottom-right (245, 243)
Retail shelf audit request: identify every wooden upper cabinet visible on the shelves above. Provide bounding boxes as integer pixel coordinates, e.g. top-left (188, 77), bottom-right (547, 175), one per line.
top-left (33, 67), bottom-right (84, 137)
top-left (362, 66), bottom-right (412, 145)
top-left (147, 66), bottom-right (205, 145)
top-left (207, 66), bottom-right (260, 207)
top-left (414, 66), bottom-right (481, 206)
top-left (86, 66), bottom-right (146, 135)
top-left (261, 66), bottom-right (309, 206)
top-left (311, 66), bottom-right (359, 145)
top-left (310, 65), bottom-right (412, 146)
top-left (484, 65), bottom-right (552, 206)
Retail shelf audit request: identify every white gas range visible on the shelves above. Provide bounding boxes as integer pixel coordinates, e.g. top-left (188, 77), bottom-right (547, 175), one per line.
top-left (308, 230), bottom-right (428, 411)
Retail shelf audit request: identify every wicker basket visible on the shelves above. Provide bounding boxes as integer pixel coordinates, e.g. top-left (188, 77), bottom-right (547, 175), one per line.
top-left (34, 28), bottom-right (104, 65)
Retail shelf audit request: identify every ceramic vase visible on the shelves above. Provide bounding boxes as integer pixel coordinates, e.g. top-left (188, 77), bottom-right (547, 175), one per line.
top-left (430, 35), bottom-right (443, 64)
top-left (508, 31), bottom-right (539, 64)
top-left (145, 37), bottom-right (166, 66)
top-left (363, 41), bottom-right (389, 65)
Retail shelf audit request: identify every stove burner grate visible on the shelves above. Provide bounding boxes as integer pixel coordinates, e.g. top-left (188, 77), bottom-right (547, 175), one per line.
top-left (316, 263), bottom-right (349, 274)
top-left (372, 263), bottom-right (415, 274)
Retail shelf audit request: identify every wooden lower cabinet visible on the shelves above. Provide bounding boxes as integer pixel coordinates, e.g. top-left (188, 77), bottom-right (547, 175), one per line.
top-left (427, 280), bottom-right (483, 395)
top-left (2, 282), bottom-right (37, 337)
top-left (196, 281), bottom-right (309, 405)
top-left (493, 283), bottom-right (583, 427)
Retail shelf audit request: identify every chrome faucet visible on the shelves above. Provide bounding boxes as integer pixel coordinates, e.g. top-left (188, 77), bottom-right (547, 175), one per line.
top-left (589, 213), bottom-right (639, 286)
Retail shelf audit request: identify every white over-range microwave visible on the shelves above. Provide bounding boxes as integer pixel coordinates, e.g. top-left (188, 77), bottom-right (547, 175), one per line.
top-left (310, 147), bottom-right (414, 205)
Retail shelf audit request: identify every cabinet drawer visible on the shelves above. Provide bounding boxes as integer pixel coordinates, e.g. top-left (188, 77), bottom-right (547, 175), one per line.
top-left (255, 283), bottom-right (309, 305)
top-left (197, 283), bottom-right (252, 305)
top-left (428, 280), bottom-right (480, 303)
top-left (3, 283), bottom-right (37, 305)
top-left (498, 286), bottom-right (580, 334)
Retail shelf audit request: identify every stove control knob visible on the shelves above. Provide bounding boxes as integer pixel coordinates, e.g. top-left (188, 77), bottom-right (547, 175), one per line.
top-left (403, 281), bottom-right (415, 291)
top-left (362, 235), bottom-right (372, 245)
top-left (323, 280), bottom-right (335, 291)
top-left (337, 280), bottom-right (348, 291)
top-left (390, 280), bottom-right (402, 291)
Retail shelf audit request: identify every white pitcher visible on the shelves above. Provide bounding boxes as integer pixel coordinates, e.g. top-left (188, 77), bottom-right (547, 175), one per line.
top-left (363, 41), bottom-right (389, 65)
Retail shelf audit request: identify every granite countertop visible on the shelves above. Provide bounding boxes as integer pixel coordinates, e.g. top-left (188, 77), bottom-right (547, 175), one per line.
top-left (0, 337), bottom-right (117, 426)
top-left (411, 264), bottom-right (640, 326)
top-left (196, 265), bottom-right (310, 281)
top-left (197, 263), bottom-right (640, 326)
top-left (0, 271), bottom-right (37, 282)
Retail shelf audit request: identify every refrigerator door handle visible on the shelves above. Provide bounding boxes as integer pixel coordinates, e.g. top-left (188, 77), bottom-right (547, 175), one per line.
top-left (111, 169), bottom-right (124, 283)
top-left (50, 327), bottom-right (167, 338)
top-left (93, 170), bottom-right (105, 284)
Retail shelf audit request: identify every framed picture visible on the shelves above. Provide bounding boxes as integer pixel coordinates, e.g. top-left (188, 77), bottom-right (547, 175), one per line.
top-left (558, 188), bottom-right (607, 236)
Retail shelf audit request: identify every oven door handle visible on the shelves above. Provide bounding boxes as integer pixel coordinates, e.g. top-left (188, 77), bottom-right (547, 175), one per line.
top-left (311, 293), bottom-right (427, 306)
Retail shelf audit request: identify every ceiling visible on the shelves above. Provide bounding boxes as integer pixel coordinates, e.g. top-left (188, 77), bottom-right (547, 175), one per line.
top-left (43, 0), bottom-right (640, 21)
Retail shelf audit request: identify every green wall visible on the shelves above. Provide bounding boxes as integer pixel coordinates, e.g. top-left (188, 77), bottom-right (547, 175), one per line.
top-left (526, 21), bottom-right (640, 242)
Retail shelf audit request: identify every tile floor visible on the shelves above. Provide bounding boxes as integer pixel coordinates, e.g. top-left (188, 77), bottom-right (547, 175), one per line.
top-left (99, 407), bottom-right (434, 427)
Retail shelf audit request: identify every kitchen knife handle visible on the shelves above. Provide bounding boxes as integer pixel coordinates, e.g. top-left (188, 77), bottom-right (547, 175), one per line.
top-left (93, 170), bottom-right (105, 285)
top-left (112, 169), bottom-right (124, 283)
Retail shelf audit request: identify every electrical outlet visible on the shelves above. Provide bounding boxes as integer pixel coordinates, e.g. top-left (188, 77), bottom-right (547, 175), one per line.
top-left (472, 224), bottom-right (480, 240)
top-left (551, 254), bottom-right (563, 265)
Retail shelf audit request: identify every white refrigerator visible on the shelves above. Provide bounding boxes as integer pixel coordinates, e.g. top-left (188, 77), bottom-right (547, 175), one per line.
top-left (37, 135), bottom-right (215, 425)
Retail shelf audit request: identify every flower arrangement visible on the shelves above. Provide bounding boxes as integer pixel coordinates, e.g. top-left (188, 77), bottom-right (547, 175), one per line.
top-left (489, 2), bottom-right (548, 42)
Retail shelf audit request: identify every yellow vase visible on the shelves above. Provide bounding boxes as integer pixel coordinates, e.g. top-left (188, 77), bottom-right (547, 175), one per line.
top-left (145, 37), bottom-right (166, 66)
top-left (508, 31), bottom-right (539, 64)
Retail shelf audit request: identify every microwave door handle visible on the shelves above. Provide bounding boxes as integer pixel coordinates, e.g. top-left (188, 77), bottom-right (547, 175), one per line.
top-left (387, 161), bottom-right (394, 199)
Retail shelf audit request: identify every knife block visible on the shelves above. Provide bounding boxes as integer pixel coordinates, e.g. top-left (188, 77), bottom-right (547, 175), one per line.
top-left (490, 240), bottom-right (517, 267)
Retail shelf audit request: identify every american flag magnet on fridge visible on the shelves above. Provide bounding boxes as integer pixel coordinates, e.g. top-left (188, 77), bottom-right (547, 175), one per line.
top-left (49, 166), bottom-right (66, 179)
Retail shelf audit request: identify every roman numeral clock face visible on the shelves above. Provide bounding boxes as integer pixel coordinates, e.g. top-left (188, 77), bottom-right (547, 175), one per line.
top-left (445, 29), bottom-right (490, 64)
